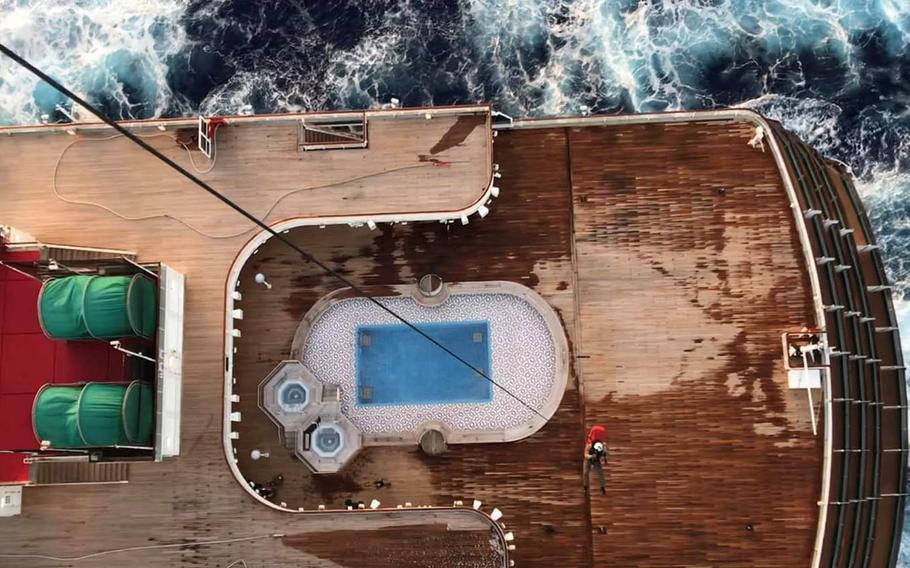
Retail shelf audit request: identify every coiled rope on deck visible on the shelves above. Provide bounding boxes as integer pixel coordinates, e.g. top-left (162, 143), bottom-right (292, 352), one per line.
top-left (52, 133), bottom-right (434, 239)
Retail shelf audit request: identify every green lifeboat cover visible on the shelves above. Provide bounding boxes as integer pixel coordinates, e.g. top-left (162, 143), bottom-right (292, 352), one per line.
top-left (37, 275), bottom-right (91, 340)
top-left (38, 274), bottom-right (157, 340)
top-left (82, 277), bottom-right (133, 339)
top-left (126, 274), bottom-right (157, 338)
top-left (122, 381), bottom-right (154, 445)
top-left (77, 383), bottom-right (130, 446)
top-left (32, 381), bottom-right (154, 449)
top-left (32, 385), bottom-right (83, 448)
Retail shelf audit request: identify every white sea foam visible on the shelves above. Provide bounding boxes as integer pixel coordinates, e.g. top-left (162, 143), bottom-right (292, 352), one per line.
top-left (738, 94), bottom-right (843, 153)
top-left (0, 0), bottom-right (188, 124)
top-left (1, 0), bottom-right (906, 121)
top-left (464, 0), bottom-right (876, 116)
top-left (197, 3), bottom-right (428, 115)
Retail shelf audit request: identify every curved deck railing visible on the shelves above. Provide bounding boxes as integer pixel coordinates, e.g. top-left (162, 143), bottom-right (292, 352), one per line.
top-left (772, 128), bottom-right (853, 566)
top-left (791, 135), bottom-right (879, 566)
top-left (834, 169), bottom-right (908, 567)
top-left (768, 121), bottom-right (907, 568)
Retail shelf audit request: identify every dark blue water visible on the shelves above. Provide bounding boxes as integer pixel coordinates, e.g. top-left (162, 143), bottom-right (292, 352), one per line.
top-left (1, 0), bottom-right (909, 560)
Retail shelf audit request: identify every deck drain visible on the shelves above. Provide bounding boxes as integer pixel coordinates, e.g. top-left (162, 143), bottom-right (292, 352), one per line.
top-left (419, 429), bottom-right (448, 456)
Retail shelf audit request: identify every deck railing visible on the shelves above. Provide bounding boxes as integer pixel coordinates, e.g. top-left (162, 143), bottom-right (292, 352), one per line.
top-left (834, 169), bottom-right (909, 567)
top-left (773, 128), bottom-right (853, 566)
top-left (768, 122), bottom-right (907, 568)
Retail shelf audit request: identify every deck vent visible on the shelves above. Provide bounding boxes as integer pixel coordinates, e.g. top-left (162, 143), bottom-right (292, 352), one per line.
top-left (299, 114), bottom-right (367, 151)
top-left (418, 274), bottom-right (444, 297)
top-left (420, 429), bottom-right (448, 456)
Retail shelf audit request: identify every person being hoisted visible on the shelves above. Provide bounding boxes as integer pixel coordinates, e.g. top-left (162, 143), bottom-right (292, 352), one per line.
top-left (583, 425), bottom-right (608, 495)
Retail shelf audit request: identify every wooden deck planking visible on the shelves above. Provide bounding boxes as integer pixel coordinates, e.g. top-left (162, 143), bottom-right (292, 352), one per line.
top-left (231, 126), bottom-right (591, 568)
top-left (569, 121), bottom-right (821, 566)
top-left (0, 109), bottom-right (501, 567)
top-left (281, 523), bottom-right (504, 568)
top-left (0, 110), bottom-right (831, 567)
top-left (0, 110), bottom-right (490, 242)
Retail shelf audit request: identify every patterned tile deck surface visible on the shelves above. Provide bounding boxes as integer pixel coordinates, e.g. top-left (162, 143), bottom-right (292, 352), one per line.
top-left (301, 294), bottom-right (556, 433)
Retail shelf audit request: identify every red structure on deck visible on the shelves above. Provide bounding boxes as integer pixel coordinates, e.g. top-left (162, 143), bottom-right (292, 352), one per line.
top-left (0, 247), bottom-right (128, 483)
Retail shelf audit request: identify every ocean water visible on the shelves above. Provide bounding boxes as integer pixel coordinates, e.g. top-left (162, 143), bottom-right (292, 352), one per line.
top-left (1, 0), bottom-right (909, 559)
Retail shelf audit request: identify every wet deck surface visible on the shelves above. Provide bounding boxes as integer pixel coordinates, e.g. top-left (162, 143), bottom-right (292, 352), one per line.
top-left (231, 125), bottom-right (587, 567)
top-left (569, 122), bottom-right (820, 565)
top-left (282, 523), bottom-right (503, 568)
top-left (232, 120), bottom-right (820, 566)
top-left (0, 112), bottom-right (823, 566)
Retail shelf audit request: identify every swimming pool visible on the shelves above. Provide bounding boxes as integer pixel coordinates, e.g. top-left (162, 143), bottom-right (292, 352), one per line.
top-left (355, 321), bottom-right (492, 406)
top-left (292, 281), bottom-right (569, 445)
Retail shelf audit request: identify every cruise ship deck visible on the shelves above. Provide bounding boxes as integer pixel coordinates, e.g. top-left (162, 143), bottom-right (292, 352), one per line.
top-left (0, 105), bottom-right (904, 567)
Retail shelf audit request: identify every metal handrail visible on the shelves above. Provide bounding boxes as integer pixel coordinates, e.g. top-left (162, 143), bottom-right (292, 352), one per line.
top-left (789, 130), bottom-right (905, 568)
top-left (793, 139), bottom-right (872, 566)
top-left (835, 169), bottom-right (908, 567)
top-left (774, 128), bottom-right (854, 565)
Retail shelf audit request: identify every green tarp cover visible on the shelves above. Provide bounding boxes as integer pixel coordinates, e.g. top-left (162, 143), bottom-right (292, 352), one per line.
top-left (37, 275), bottom-right (91, 339)
top-left (33, 385), bottom-right (83, 449)
top-left (78, 383), bottom-right (130, 446)
top-left (122, 381), bottom-right (153, 445)
top-left (32, 381), bottom-right (153, 449)
top-left (83, 277), bottom-right (133, 340)
top-left (126, 275), bottom-right (157, 338)
top-left (38, 274), bottom-right (157, 340)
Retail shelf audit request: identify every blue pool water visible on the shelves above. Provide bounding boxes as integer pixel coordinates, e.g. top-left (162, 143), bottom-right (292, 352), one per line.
top-left (355, 321), bottom-right (492, 406)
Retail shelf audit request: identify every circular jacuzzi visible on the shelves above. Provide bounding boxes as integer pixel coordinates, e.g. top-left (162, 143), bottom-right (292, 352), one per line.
top-left (278, 381), bottom-right (309, 413)
top-left (312, 424), bottom-right (344, 457)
